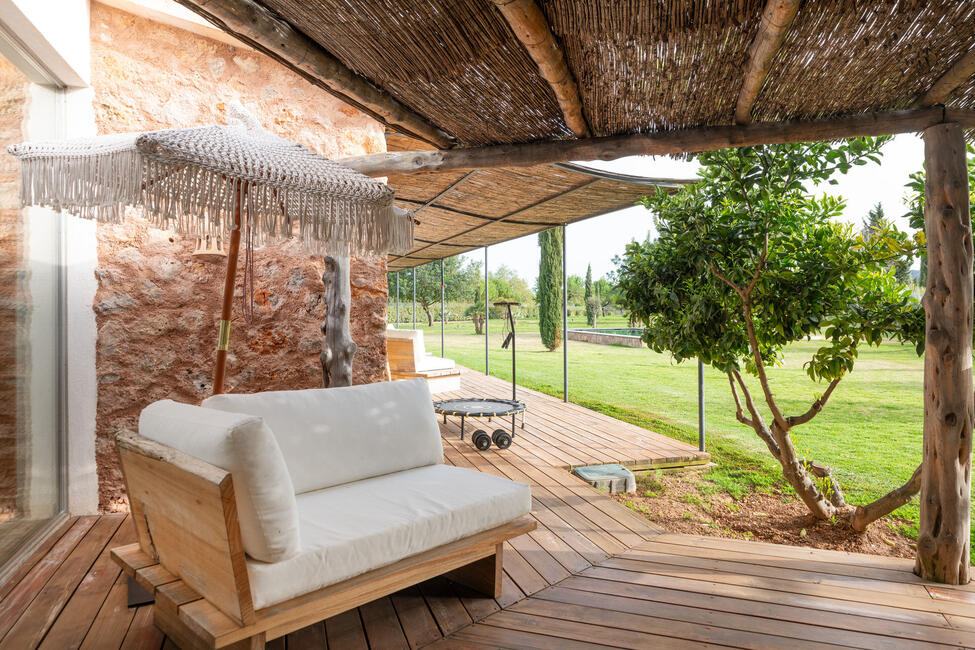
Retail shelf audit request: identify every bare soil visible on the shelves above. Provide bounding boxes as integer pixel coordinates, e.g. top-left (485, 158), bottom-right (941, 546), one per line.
top-left (613, 470), bottom-right (917, 559)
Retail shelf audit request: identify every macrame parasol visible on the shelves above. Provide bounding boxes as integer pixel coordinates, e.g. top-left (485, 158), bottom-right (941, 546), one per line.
top-left (7, 114), bottom-right (412, 393)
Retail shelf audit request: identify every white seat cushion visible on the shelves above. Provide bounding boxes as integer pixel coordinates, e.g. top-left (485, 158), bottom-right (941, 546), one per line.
top-left (139, 400), bottom-right (300, 563)
top-left (245, 464), bottom-right (532, 609)
top-left (416, 355), bottom-right (455, 372)
top-left (203, 379), bottom-right (444, 494)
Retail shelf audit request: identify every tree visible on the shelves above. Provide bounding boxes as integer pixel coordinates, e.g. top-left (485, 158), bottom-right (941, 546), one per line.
top-left (389, 256), bottom-right (478, 326)
top-left (537, 228), bottom-right (563, 350)
top-left (595, 277), bottom-right (620, 314)
top-left (617, 139), bottom-right (925, 531)
top-left (584, 264), bottom-right (598, 327)
top-left (863, 202), bottom-right (913, 285)
top-left (490, 265), bottom-right (534, 305)
top-left (566, 275), bottom-right (584, 304)
top-left (904, 143), bottom-right (975, 287)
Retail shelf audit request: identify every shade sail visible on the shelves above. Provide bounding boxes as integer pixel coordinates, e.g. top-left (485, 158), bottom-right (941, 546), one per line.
top-left (8, 124), bottom-right (413, 256)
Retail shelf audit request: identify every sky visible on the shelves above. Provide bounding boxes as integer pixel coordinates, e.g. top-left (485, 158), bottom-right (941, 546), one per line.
top-left (462, 134), bottom-right (925, 285)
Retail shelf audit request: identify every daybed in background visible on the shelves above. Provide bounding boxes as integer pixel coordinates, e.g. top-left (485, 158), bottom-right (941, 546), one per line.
top-left (386, 326), bottom-right (462, 393)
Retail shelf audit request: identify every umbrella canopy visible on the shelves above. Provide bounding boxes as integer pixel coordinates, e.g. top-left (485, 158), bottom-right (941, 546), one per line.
top-left (7, 116), bottom-right (413, 394)
top-left (7, 123), bottom-right (413, 256)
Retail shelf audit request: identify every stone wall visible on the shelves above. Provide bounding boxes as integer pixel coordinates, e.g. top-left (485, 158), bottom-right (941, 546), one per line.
top-left (90, 4), bottom-right (389, 511)
top-left (0, 57), bottom-right (29, 519)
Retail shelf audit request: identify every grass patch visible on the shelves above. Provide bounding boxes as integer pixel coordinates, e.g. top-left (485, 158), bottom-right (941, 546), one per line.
top-left (408, 315), bottom-right (974, 558)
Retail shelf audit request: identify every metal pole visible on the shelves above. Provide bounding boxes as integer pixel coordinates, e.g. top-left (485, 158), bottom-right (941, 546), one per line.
top-left (698, 359), bottom-right (706, 452)
top-left (562, 225), bottom-right (568, 402)
top-left (412, 267), bottom-right (416, 329)
top-left (484, 246), bottom-right (490, 375)
top-left (440, 258), bottom-right (445, 356)
top-left (395, 271), bottom-right (400, 325)
top-left (511, 306), bottom-right (516, 401)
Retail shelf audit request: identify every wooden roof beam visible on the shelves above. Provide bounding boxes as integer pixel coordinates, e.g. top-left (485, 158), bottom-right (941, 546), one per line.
top-left (491, 0), bottom-right (590, 138)
top-left (917, 48), bottom-right (975, 107)
top-left (174, 0), bottom-right (454, 148)
top-left (735, 0), bottom-right (801, 124)
top-left (342, 108), bottom-right (975, 177)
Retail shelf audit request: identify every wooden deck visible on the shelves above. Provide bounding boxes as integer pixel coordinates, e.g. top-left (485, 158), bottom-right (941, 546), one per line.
top-left (1, 368), bottom-right (973, 649)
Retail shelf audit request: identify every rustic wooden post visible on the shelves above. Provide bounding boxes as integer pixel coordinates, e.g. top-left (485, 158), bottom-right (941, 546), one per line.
top-left (320, 255), bottom-right (357, 387)
top-left (916, 121), bottom-right (973, 584)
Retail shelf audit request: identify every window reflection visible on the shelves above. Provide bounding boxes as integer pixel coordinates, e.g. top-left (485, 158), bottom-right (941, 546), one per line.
top-left (0, 52), bottom-right (63, 567)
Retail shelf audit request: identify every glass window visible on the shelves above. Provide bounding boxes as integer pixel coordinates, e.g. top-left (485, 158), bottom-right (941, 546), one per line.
top-left (0, 50), bottom-right (65, 568)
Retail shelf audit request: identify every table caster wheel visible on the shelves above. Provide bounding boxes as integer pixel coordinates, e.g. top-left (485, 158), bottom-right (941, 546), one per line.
top-left (492, 429), bottom-right (512, 450)
top-left (472, 430), bottom-right (492, 451)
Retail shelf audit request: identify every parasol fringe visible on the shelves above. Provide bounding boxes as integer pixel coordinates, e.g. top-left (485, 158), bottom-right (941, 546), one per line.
top-left (8, 127), bottom-right (413, 257)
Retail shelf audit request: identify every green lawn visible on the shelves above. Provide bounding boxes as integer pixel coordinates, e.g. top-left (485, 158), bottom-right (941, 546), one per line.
top-left (398, 312), bottom-right (974, 553)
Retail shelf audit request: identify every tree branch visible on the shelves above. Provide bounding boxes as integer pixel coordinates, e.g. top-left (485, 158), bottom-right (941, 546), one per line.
top-left (801, 459), bottom-right (848, 509)
top-left (741, 302), bottom-right (789, 431)
top-left (728, 372), bottom-right (755, 427)
top-left (787, 377), bottom-right (842, 427)
top-left (710, 264), bottom-right (746, 300)
top-left (732, 370), bottom-right (781, 460)
top-left (849, 463), bottom-right (923, 532)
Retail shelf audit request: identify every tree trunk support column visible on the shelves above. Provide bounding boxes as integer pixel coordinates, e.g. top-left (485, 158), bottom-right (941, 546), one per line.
top-left (916, 121), bottom-right (973, 585)
top-left (321, 255), bottom-right (357, 387)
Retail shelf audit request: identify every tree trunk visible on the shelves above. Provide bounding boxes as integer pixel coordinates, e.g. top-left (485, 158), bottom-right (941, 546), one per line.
top-left (916, 122), bottom-right (973, 585)
top-left (422, 304), bottom-right (433, 327)
top-left (320, 255), bottom-right (357, 388)
top-left (770, 422), bottom-right (835, 520)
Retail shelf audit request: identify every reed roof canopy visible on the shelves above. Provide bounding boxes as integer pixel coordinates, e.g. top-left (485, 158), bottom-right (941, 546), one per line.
top-left (384, 134), bottom-right (691, 270)
top-left (174, 0), bottom-right (975, 260)
top-left (176, 0), bottom-right (975, 160)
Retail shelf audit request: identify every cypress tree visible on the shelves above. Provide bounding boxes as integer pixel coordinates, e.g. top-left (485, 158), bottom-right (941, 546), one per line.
top-left (537, 228), bottom-right (563, 351)
top-left (584, 264), bottom-right (597, 327)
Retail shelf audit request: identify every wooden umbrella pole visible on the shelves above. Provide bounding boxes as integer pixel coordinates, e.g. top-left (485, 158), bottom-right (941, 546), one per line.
top-left (213, 181), bottom-right (246, 395)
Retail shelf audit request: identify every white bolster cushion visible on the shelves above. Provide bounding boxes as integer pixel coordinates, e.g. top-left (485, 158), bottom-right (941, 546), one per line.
top-left (202, 379), bottom-right (444, 494)
top-left (138, 399), bottom-right (300, 563)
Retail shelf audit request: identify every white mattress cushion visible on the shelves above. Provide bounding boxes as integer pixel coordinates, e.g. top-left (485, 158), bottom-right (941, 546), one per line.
top-left (202, 379), bottom-right (443, 494)
top-left (138, 400), bottom-right (300, 563)
top-left (246, 464), bottom-right (532, 609)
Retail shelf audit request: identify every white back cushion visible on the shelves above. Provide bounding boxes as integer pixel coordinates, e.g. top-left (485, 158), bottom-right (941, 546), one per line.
top-left (139, 400), bottom-right (300, 563)
top-left (202, 379), bottom-right (444, 494)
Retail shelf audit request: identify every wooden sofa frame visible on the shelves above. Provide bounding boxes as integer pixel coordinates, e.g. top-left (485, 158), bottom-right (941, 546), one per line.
top-left (110, 431), bottom-right (536, 649)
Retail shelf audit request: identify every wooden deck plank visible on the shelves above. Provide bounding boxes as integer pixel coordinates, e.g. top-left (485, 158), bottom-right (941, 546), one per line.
top-left (419, 577), bottom-right (473, 636)
top-left (359, 596), bottom-right (410, 649)
top-left (0, 517), bottom-right (79, 603)
top-left (78, 571), bottom-right (137, 650)
top-left (285, 621), bottom-right (326, 649)
top-left (1, 514), bottom-right (124, 647)
top-left (119, 604), bottom-right (164, 650)
top-left (533, 584), bottom-right (948, 650)
top-left (36, 517), bottom-right (135, 650)
top-left (0, 516), bottom-right (98, 640)
top-left (0, 367), bottom-right (965, 650)
top-left (555, 575), bottom-right (975, 647)
top-left (324, 608), bottom-right (368, 650)
top-left (389, 586), bottom-right (444, 649)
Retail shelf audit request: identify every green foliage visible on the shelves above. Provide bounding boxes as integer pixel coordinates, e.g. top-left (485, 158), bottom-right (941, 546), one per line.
top-left (387, 256), bottom-right (482, 325)
top-left (862, 202), bottom-right (913, 285)
top-left (584, 264), bottom-right (597, 326)
top-left (616, 139), bottom-right (924, 382)
top-left (903, 143), bottom-right (975, 287)
top-left (490, 264), bottom-right (535, 305)
top-left (537, 228), bottom-right (563, 351)
top-left (566, 274), bottom-right (584, 303)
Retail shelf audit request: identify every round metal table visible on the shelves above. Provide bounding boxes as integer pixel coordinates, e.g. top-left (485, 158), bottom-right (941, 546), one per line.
top-left (433, 397), bottom-right (526, 450)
